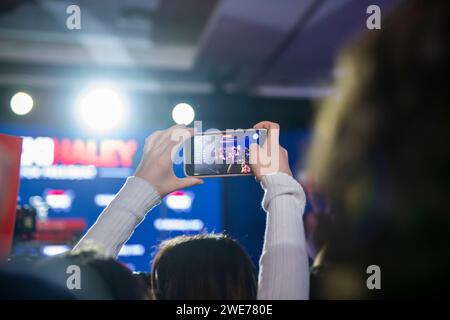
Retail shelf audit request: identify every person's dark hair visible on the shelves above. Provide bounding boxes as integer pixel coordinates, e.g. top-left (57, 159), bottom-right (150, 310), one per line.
top-left (308, 0), bottom-right (450, 298)
top-left (151, 234), bottom-right (257, 300)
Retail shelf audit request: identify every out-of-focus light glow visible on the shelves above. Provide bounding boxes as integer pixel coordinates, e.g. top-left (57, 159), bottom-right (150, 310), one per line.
top-left (41, 245), bottom-right (70, 256)
top-left (20, 165), bottom-right (97, 180)
top-left (21, 137), bottom-right (54, 166)
top-left (44, 189), bottom-right (74, 210)
top-left (172, 103), bottom-right (195, 125)
top-left (77, 85), bottom-right (127, 132)
top-left (164, 190), bottom-right (194, 211)
top-left (252, 133), bottom-right (259, 140)
top-left (118, 244), bottom-right (145, 257)
top-left (94, 194), bottom-right (116, 207)
top-left (154, 218), bottom-right (204, 231)
top-left (10, 92), bottom-right (33, 115)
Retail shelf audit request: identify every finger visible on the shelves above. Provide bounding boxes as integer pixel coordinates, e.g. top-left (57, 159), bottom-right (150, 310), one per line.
top-left (249, 143), bottom-right (259, 166)
top-left (154, 124), bottom-right (187, 150)
top-left (167, 126), bottom-right (194, 149)
top-left (176, 177), bottom-right (204, 189)
top-left (263, 132), bottom-right (279, 161)
top-left (167, 124), bottom-right (188, 136)
top-left (165, 127), bottom-right (194, 162)
top-left (144, 130), bottom-right (163, 153)
top-left (253, 121), bottom-right (280, 130)
top-left (256, 123), bottom-right (280, 152)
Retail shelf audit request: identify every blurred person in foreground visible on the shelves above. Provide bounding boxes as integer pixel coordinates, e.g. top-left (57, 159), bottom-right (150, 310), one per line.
top-left (1, 250), bottom-right (147, 299)
top-left (307, 0), bottom-right (450, 299)
top-left (0, 246), bottom-right (150, 300)
top-left (33, 250), bottom-right (148, 299)
top-left (74, 121), bottom-right (309, 300)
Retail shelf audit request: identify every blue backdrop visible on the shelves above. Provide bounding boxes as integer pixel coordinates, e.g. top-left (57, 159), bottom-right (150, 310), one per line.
top-left (1, 124), bottom-right (309, 271)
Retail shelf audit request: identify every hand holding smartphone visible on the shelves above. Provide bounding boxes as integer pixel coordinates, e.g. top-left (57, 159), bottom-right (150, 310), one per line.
top-left (183, 128), bottom-right (267, 178)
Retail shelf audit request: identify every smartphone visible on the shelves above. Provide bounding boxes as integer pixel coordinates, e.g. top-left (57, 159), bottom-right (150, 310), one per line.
top-left (183, 128), bottom-right (267, 177)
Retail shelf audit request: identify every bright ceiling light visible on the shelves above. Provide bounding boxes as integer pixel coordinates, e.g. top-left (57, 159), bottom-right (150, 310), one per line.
top-left (76, 85), bottom-right (127, 132)
top-left (172, 103), bottom-right (195, 125)
top-left (10, 92), bottom-right (33, 115)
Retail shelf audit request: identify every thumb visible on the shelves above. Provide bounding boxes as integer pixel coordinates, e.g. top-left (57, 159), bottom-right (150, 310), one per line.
top-left (249, 143), bottom-right (259, 166)
top-left (176, 177), bottom-right (204, 189)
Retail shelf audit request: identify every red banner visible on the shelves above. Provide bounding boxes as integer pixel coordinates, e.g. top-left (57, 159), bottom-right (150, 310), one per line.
top-left (0, 134), bottom-right (22, 262)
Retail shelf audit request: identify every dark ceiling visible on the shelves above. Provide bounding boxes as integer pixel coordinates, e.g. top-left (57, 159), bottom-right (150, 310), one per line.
top-left (0, 0), bottom-right (403, 99)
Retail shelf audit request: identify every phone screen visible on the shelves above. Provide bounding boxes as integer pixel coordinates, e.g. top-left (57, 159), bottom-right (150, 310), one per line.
top-left (184, 129), bottom-right (267, 177)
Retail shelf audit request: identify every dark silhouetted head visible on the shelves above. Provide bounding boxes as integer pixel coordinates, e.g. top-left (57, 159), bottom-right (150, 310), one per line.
top-left (151, 234), bottom-right (257, 299)
top-left (29, 250), bottom-right (149, 300)
top-left (308, 0), bottom-right (450, 298)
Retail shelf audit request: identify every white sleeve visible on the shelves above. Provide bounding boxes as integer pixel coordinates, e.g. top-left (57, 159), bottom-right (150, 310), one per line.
top-left (257, 172), bottom-right (310, 300)
top-left (72, 176), bottom-right (161, 258)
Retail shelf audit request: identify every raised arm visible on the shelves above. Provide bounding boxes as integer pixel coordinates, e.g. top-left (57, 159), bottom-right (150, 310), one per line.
top-left (250, 121), bottom-right (309, 300)
top-left (73, 125), bottom-right (203, 258)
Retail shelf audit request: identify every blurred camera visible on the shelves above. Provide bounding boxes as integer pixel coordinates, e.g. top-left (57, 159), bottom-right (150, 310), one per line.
top-left (13, 204), bottom-right (36, 243)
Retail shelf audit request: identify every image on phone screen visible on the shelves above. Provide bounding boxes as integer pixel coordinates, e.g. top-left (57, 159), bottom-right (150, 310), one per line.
top-left (184, 129), bottom-right (267, 177)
